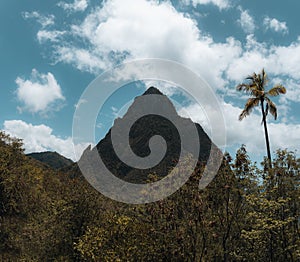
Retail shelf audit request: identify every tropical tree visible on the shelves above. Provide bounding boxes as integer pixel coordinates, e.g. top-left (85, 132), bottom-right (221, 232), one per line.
top-left (236, 69), bottom-right (286, 167)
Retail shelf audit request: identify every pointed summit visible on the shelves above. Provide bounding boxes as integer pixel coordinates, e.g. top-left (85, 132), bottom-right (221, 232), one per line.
top-left (142, 86), bottom-right (163, 95)
top-left (84, 86), bottom-right (219, 183)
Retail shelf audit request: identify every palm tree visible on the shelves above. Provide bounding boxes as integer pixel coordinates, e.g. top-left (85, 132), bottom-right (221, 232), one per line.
top-left (236, 69), bottom-right (286, 168)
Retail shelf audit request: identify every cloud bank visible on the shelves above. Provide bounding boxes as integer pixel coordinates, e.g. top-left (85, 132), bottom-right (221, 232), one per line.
top-left (3, 120), bottom-right (89, 161)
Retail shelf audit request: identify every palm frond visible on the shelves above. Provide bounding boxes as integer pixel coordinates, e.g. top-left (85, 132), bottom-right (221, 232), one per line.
top-left (239, 110), bottom-right (249, 121)
top-left (236, 83), bottom-right (250, 91)
top-left (252, 89), bottom-right (264, 97)
top-left (267, 85), bottom-right (286, 96)
top-left (261, 68), bottom-right (268, 87)
top-left (247, 72), bottom-right (257, 80)
top-left (237, 82), bottom-right (263, 98)
top-left (239, 97), bottom-right (260, 121)
top-left (257, 73), bottom-right (262, 85)
top-left (265, 97), bottom-right (277, 120)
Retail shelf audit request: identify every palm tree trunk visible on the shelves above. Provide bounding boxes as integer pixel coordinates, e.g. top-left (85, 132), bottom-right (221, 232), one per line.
top-left (260, 98), bottom-right (272, 168)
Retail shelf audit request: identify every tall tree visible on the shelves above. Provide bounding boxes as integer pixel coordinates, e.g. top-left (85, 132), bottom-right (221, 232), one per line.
top-left (236, 69), bottom-right (286, 167)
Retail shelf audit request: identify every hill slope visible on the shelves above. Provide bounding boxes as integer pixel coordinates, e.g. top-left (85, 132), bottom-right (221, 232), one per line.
top-left (27, 151), bottom-right (73, 170)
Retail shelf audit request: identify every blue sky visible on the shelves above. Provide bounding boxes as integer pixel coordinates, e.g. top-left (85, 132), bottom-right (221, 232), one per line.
top-left (1, 0), bottom-right (299, 162)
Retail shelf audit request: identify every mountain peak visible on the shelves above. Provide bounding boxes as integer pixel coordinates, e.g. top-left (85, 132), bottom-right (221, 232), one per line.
top-left (142, 86), bottom-right (163, 95)
top-left (84, 85), bottom-right (217, 183)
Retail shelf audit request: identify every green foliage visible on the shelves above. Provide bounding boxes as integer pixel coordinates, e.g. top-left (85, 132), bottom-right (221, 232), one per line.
top-left (0, 131), bottom-right (299, 261)
top-left (0, 131), bottom-right (82, 260)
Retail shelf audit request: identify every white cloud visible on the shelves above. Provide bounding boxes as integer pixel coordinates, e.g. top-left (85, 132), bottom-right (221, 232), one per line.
top-left (25, 0), bottom-right (300, 160)
top-left (271, 77), bottom-right (300, 104)
top-left (57, 0), bottom-right (88, 12)
top-left (23, 12), bottom-right (63, 43)
top-left (111, 106), bottom-right (118, 112)
top-left (226, 35), bottom-right (300, 84)
top-left (3, 120), bottom-right (90, 161)
top-left (237, 8), bottom-right (255, 34)
top-left (53, 0), bottom-right (242, 88)
top-left (39, 0), bottom-right (300, 99)
top-left (55, 47), bottom-right (107, 74)
top-left (268, 122), bottom-right (300, 152)
top-left (15, 69), bottom-right (65, 114)
top-left (74, 98), bottom-right (88, 110)
top-left (184, 0), bottom-right (231, 10)
top-left (37, 0), bottom-right (300, 93)
top-left (178, 101), bottom-right (300, 156)
top-left (22, 11), bottom-right (55, 28)
top-left (263, 17), bottom-right (288, 34)
top-left (37, 30), bottom-right (66, 43)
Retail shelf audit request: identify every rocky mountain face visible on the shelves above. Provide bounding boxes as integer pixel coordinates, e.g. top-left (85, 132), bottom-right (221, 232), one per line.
top-left (81, 86), bottom-right (215, 183)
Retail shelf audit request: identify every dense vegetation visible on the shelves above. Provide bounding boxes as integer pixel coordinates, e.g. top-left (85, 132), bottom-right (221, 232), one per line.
top-left (0, 131), bottom-right (299, 261)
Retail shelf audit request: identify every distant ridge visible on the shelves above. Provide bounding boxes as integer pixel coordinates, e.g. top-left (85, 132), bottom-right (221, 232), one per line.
top-left (27, 151), bottom-right (74, 170)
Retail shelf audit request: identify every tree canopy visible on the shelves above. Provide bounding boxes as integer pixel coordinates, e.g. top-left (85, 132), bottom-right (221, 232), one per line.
top-left (0, 131), bottom-right (299, 261)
